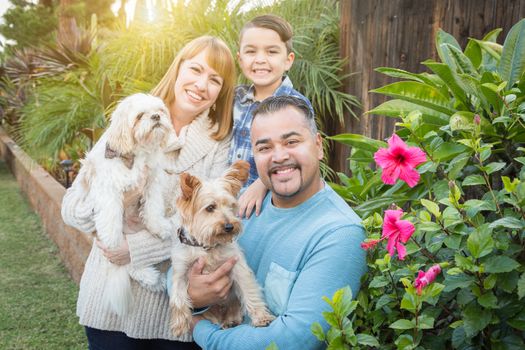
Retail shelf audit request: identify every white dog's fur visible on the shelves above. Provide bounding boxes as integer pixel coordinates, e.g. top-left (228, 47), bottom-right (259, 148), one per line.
top-left (169, 161), bottom-right (275, 336)
top-left (75, 93), bottom-right (173, 316)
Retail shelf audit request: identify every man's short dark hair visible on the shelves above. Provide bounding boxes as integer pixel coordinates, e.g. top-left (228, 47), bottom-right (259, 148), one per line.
top-left (252, 96), bottom-right (317, 134)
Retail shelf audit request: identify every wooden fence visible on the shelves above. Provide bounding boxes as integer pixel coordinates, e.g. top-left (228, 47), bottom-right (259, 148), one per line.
top-left (330, 0), bottom-right (525, 173)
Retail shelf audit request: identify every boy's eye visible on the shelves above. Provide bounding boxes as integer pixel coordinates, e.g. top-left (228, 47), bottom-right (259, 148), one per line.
top-left (269, 50), bottom-right (279, 54)
top-left (190, 66), bottom-right (200, 73)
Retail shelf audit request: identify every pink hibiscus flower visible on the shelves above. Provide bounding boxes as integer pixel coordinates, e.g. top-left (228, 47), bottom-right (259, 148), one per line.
top-left (382, 209), bottom-right (415, 260)
top-left (414, 264), bottom-right (442, 295)
top-left (374, 134), bottom-right (427, 187)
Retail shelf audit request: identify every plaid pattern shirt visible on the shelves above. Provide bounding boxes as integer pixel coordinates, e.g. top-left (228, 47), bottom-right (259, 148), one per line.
top-left (228, 76), bottom-right (313, 186)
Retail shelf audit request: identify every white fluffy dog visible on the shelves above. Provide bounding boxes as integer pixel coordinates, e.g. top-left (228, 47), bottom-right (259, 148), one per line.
top-left (70, 93), bottom-right (173, 316)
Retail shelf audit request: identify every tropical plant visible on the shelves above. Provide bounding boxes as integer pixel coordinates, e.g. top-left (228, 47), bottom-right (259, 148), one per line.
top-left (7, 0), bottom-right (357, 180)
top-left (323, 19), bottom-right (525, 349)
top-left (0, 0), bottom-right (57, 52)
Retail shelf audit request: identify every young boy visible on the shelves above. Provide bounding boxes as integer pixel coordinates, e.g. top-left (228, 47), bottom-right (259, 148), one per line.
top-left (229, 14), bottom-right (314, 216)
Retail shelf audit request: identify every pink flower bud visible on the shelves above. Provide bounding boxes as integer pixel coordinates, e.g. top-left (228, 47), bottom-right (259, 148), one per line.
top-left (414, 264), bottom-right (442, 295)
top-left (474, 114), bottom-right (481, 125)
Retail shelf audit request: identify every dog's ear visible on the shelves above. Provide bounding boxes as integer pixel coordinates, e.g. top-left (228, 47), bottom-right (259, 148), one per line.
top-left (105, 97), bottom-right (136, 155)
top-left (179, 172), bottom-right (202, 201)
top-left (223, 160), bottom-right (250, 196)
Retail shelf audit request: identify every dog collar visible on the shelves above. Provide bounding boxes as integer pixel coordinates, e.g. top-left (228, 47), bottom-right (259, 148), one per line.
top-left (177, 227), bottom-right (216, 250)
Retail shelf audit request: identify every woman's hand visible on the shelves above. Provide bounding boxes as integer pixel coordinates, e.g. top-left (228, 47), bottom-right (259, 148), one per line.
top-left (187, 256), bottom-right (238, 308)
top-left (96, 239), bottom-right (131, 265)
top-left (238, 178), bottom-right (267, 218)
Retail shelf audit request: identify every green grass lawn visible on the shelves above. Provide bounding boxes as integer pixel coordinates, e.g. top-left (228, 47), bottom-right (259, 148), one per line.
top-left (0, 161), bottom-right (86, 349)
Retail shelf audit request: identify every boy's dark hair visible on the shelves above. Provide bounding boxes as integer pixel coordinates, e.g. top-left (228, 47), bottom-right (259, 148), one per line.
top-left (252, 95), bottom-right (317, 134)
top-left (240, 14), bottom-right (293, 53)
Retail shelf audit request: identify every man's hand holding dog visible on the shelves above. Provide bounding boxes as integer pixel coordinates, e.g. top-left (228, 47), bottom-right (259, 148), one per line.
top-left (96, 239), bottom-right (131, 265)
top-left (188, 256), bottom-right (238, 308)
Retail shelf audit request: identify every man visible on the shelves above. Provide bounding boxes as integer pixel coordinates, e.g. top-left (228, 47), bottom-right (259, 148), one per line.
top-left (192, 95), bottom-right (367, 349)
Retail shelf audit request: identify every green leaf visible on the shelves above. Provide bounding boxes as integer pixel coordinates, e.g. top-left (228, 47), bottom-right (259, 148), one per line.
top-left (375, 294), bottom-right (394, 310)
top-left (418, 221), bottom-right (442, 233)
top-left (423, 61), bottom-right (467, 105)
top-left (484, 255), bottom-right (520, 273)
top-left (329, 133), bottom-right (386, 152)
top-left (311, 322), bottom-right (326, 341)
top-left (436, 29), bottom-right (462, 65)
top-left (483, 162), bottom-right (506, 174)
top-left (432, 142), bottom-right (468, 161)
top-left (446, 43), bottom-right (480, 78)
top-left (389, 319), bottom-right (415, 330)
top-left (502, 176), bottom-right (520, 193)
top-left (478, 291), bottom-right (498, 309)
top-left (375, 67), bottom-right (436, 85)
top-left (370, 81), bottom-right (455, 115)
top-left (322, 311), bottom-right (339, 328)
top-left (444, 273), bottom-right (475, 292)
top-left (463, 199), bottom-right (496, 217)
top-left (356, 334), bottom-right (380, 347)
top-left (395, 334), bottom-right (415, 350)
top-left (467, 225), bottom-right (494, 258)
top-left (463, 174), bottom-right (486, 186)
top-left (400, 292), bottom-right (417, 312)
top-left (369, 275), bottom-right (390, 289)
top-left (499, 18), bottom-right (525, 87)
top-left (518, 273), bottom-right (525, 299)
top-left (420, 199), bottom-right (441, 218)
top-left (489, 217), bottom-right (524, 230)
top-left (462, 303), bottom-right (492, 337)
top-left (417, 314), bottom-right (435, 329)
top-left (508, 310), bottom-right (525, 331)
top-left (447, 153), bottom-right (470, 179)
top-left (367, 99), bottom-right (449, 126)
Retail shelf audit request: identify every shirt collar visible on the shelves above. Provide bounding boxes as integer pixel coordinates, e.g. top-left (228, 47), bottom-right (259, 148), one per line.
top-left (239, 76), bottom-right (294, 104)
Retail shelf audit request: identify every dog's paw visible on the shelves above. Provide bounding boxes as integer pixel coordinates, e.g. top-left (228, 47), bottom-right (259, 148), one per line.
top-left (251, 310), bottom-right (275, 327)
top-left (221, 319), bottom-right (242, 329)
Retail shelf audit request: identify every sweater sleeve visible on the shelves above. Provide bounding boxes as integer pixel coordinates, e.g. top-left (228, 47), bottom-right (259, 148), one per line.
top-left (61, 177), bottom-right (96, 234)
top-left (193, 224), bottom-right (367, 350)
top-left (126, 229), bottom-right (173, 268)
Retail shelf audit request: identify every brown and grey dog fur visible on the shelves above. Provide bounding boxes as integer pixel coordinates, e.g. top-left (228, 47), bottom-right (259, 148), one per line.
top-left (169, 160), bottom-right (275, 336)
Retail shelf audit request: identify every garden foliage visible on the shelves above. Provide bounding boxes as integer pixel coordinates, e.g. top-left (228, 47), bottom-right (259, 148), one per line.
top-left (323, 19), bottom-right (525, 349)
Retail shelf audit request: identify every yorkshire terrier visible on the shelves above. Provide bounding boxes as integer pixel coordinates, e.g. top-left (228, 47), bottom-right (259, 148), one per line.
top-left (169, 160), bottom-right (275, 336)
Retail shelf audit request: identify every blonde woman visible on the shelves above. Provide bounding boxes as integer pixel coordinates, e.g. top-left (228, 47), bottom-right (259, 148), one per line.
top-left (62, 36), bottom-right (237, 349)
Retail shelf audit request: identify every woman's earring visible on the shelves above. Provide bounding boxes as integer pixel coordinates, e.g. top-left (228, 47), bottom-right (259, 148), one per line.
top-left (212, 103), bottom-right (216, 112)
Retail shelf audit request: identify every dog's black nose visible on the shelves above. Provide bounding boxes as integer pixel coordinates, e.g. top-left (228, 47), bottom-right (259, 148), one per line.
top-left (224, 223), bottom-right (234, 232)
top-left (151, 113), bottom-right (160, 121)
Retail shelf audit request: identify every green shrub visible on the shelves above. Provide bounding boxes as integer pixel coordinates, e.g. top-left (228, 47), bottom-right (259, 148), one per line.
top-left (322, 19), bottom-right (525, 349)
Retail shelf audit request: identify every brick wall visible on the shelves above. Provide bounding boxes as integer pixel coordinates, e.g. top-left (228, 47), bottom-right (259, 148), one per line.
top-left (0, 127), bottom-right (91, 284)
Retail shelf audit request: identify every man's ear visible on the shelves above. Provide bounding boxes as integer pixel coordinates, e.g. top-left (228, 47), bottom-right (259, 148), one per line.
top-left (223, 160), bottom-right (250, 196)
top-left (316, 132), bottom-right (324, 160)
top-left (179, 173), bottom-right (201, 201)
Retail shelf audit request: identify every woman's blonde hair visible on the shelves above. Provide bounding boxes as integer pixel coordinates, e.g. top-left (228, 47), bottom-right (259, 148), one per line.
top-left (151, 36), bottom-right (236, 140)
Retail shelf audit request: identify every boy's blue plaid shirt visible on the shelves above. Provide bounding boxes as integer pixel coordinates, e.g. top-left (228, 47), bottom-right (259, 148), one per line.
top-left (228, 76), bottom-right (313, 187)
